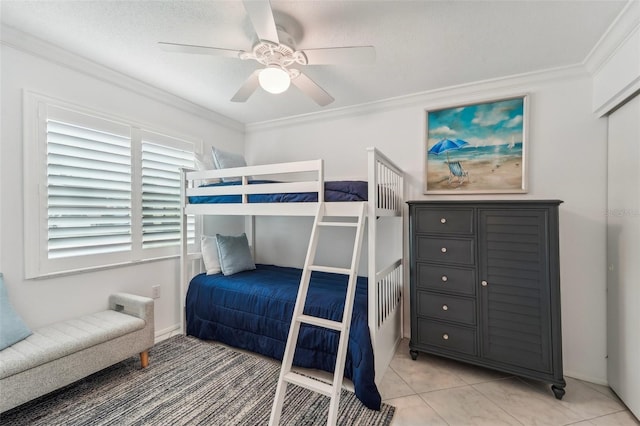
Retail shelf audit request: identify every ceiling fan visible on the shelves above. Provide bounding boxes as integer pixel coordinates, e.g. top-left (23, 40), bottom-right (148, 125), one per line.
top-left (158, 0), bottom-right (375, 106)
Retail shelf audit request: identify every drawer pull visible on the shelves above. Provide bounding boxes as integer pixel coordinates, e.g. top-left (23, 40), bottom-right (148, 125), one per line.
top-left (442, 304), bottom-right (448, 311)
top-left (442, 333), bottom-right (449, 340)
top-left (440, 218), bottom-right (447, 224)
top-left (481, 280), bottom-right (488, 287)
top-left (441, 247), bottom-right (447, 253)
top-left (441, 275), bottom-right (448, 282)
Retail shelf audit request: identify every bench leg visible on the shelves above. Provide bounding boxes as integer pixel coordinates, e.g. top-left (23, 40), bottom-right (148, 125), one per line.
top-left (140, 350), bottom-right (149, 368)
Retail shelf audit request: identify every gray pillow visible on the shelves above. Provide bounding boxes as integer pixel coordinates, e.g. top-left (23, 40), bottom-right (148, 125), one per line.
top-left (0, 273), bottom-right (32, 350)
top-left (211, 147), bottom-right (247, 182)
top-left (215, 233), bottom-right (256, 276)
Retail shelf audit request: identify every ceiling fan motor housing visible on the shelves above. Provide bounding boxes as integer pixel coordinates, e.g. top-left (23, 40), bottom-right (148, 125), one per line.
top-left (249, 26), bottom-right (308, 72)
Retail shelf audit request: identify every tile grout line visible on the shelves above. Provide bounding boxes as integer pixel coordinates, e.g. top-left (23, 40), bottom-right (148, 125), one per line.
top-left (385, 364), bottom-right (451, 425)
top-left (514, 376), bottom-right (630, 422)
top-left (580, 409), bottom-right (638, 424)
top-left (470, 378), bottom-right (546, 425)
top-left (468, 383), bottom-right (526, 426)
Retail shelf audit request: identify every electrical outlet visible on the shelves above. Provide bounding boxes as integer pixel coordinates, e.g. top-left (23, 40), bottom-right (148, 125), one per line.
top-left (152, 285), bottom-right (161, 299)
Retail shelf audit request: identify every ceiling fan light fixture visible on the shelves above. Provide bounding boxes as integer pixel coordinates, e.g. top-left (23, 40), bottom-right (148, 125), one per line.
top-left (258, 67), bottom-right (290, 94)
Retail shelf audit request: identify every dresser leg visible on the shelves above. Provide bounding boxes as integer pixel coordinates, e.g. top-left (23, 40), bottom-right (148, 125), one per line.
top-left (551, 384), bottom-right (566, 400)
top-left (410, 350), bottom-right (419, 360)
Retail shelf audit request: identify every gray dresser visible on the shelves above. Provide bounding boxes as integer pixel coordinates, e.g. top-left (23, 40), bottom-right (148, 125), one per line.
top-left (408, 200), bottom-right (565, 399)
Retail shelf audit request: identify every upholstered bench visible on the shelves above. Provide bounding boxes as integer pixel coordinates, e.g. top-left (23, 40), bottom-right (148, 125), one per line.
top-left (0, 293), bottom-right (154, 413)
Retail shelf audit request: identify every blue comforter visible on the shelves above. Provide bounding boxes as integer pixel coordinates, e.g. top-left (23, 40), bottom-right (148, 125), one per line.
top-left (185, 264), bottom-right (381, 410)
top-left (188, 180), bottom-right (368, 204)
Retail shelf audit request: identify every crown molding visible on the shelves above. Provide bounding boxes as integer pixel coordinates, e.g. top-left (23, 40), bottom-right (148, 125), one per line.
top-left (245, 64), bottom-right (589, 132)
top-left (593, 64), bottom-right (640, 118)
top-left (583, 0), bottom-right (640, 75)
top-left (0, 24), bottom-right (245, 134)
top-left (584, 0), bottom-right (640, 116)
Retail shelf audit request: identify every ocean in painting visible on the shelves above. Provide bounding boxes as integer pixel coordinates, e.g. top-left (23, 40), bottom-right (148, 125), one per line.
top-left (428, 142), bottom-right (523, 163)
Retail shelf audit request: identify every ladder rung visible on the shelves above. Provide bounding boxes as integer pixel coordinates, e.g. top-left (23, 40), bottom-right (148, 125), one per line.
top-left (283, 371), bottom-right (333, 397)
top-left (297, 314), bottom-right (344, 331)
top-left (318, 221), bottom-right (357, 228)
top-left (308, 265), bottom-right (351, 275)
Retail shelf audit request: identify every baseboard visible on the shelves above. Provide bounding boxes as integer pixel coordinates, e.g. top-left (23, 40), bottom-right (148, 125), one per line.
top-left (564, 370), bottom-right (608, 386)
top-left (154, 325), bottom-right (182, 344)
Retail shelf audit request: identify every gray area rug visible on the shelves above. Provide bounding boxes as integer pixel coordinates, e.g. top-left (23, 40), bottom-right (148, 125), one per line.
top-left (0, 335), bottom-right (394, 425)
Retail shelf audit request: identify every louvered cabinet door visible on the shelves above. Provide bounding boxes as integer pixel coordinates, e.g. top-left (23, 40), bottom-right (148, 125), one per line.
top-left (478, 209), bottom-right (553, 373)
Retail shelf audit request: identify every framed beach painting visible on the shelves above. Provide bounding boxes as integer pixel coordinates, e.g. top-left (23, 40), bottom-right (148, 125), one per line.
top-left (424, 95), bottom-right (528, 194)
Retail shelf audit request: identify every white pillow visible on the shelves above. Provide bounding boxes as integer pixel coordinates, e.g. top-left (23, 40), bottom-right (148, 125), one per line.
top-left (211, 147), bottom-right (247, 182)
top-left (195, 152), bottom-right (219, 185)
top-left (201, 236), bottom-right (221, 275)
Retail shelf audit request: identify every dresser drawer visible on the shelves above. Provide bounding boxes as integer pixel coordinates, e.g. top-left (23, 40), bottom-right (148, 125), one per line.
top-left (416, 236), bottom-right (474, 265)
top-left (415, 208), bottom-right (473, 235)
top-left (416, 263), bottom-right (475, 295)
top-left (417, 292), bottom-right (476, 325)
top-left (416, 318), bottom-right (477, 356)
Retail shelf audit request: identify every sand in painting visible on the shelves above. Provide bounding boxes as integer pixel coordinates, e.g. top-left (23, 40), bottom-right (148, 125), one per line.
top-left (427, 157), bottom-right (523, 192)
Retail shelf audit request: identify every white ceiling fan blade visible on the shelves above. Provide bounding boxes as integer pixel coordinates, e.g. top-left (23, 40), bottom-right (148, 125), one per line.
top-left (158, 42), bottom-right (243, 59)
top-left (291, 72), bottom-right (334, 106)
top-left (231, 70), bottom-right (261, 102)
top-left (243, 0), bottom-right (279, 44)
top-left (302, 46), bottom-right (376, 65)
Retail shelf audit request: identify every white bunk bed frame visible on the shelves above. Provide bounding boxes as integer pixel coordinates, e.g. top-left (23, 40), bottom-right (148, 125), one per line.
top-left (179, 147), bottom-right (404, 384)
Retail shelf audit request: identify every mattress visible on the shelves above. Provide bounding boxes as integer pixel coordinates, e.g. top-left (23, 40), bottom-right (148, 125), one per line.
top-left (188, 180), bottom-right (368, 204)
top-left (185, 264), bottom-right (381, 410)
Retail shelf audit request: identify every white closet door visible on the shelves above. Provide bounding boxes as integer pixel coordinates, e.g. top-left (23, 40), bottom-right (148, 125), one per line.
top-left (607, 94), bottom-right (640, 419)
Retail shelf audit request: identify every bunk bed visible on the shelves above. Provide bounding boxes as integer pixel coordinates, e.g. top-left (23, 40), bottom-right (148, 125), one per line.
top-left (179, 147), bottom-right (404, 410)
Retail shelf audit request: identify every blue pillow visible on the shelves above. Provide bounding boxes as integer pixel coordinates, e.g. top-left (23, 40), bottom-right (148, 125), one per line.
top-left (211, 147), bottom-right (247, 182)
top-left (215, 233), bottom-right (256, 276)
top-left (0, 273), bottom-right (32, 350)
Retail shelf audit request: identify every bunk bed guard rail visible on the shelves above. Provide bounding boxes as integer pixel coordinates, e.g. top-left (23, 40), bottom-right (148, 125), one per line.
top-left (366, 148), bottom-right (404, 353)
top-left (182, 159), bottom-right (324, 216)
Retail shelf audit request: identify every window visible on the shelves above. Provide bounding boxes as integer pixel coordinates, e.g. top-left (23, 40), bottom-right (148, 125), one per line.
top-left (24, 93), bottom-right (199, 278)
top-left (46, 118), bottom-right (133, 259)
top-left (141, 132), bottom-right (196, 249)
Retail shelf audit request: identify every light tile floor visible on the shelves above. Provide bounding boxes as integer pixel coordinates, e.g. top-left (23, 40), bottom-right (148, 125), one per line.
top-left (380, 339), bottom-right (639, 426)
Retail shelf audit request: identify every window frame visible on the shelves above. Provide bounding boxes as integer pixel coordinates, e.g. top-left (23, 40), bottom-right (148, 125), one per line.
top-left (23, 91), bottom-right (202, 278)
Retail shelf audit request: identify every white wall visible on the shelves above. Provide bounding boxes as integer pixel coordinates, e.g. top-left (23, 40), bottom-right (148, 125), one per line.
top-left (245, 70), bottom-right (609, 384)
top-left (0, 41), bottom-right (245, 339)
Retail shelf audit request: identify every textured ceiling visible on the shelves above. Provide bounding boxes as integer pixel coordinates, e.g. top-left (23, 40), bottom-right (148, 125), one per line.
top-left (1, 1), bottom-right (628, 124)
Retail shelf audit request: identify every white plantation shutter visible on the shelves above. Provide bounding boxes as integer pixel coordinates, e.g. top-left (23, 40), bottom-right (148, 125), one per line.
top-left (141, 139), bottom-right (195, 249)
top-left (46, 120), bottom-right (132, 259)
top-left (24, 94), bottom-right (201, 278)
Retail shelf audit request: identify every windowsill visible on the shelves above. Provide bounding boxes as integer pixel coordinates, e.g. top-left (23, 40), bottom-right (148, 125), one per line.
top-left (26, 253), bottom-right (185, 280)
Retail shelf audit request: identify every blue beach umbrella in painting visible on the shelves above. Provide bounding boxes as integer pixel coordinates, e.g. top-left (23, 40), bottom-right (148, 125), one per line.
top-left (428, 138), bottom-right (469, 162)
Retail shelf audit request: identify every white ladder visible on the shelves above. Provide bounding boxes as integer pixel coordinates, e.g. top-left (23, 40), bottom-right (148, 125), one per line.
top-left (269, 202), bottom-right (367, 426)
